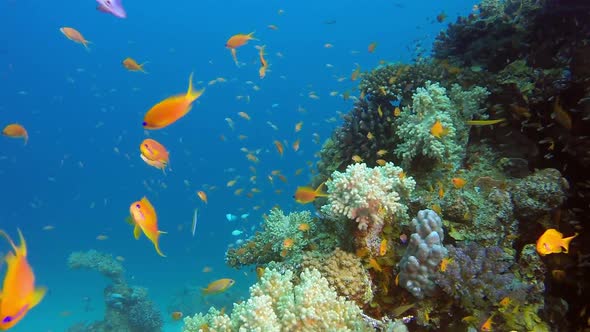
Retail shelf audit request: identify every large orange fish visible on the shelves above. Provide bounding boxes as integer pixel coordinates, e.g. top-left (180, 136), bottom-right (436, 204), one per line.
top-left (128, 197), bottom-right (167, 257)
top-left (2, 124), bottom-right (28, 145)
top-left (60, 27), bottom-right (91, 49)
top-left (536, 228), bottom-right (578, 256)
top-left (0, 229), bottom-right (46, 330)
top-left (294, 182), bottom-right (328, 204)
top-left (142, 73), bottom-right (205, 130)
top-left (139, 138), bottom-right (169, 172)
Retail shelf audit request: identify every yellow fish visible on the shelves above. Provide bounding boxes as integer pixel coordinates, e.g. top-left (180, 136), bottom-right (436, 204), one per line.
top-left (202, 278), bottom-right (235, 295)
top-left (128, 197), bottom-right (167, 257)
top-left (0, 229), bottom-right (46, 330)
top-left (536, 228), bottom-right (577, 256)
top-left (430, 119), bottom-right (449, 138)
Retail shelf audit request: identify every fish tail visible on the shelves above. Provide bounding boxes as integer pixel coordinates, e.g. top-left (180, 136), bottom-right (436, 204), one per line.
top-left (186, 72), bottom-right (205, 101)
top-left (24, 133), bottom-right (28, 145)
top-left (562, 233), bottom-right (579, 253)
top-left (83, 40), bottom-right (92, 51)
top-left (248, 31), bottom-right (257, 40)
top-left (314, 181), bottom-right (327, 194)
top-left (0, 229), bottom-right (20, 255)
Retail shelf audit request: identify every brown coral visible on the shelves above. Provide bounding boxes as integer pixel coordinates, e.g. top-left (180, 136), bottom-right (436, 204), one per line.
top-left (301, 248), bottom-right (373, 307)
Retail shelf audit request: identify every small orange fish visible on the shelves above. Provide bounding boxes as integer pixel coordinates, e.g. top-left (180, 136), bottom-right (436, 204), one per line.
top-left (367, 42), bottom-right (378, 53)
top-left (294, 182), bottom-right (328, 204)
top-left (274, 140), bottom-right (284, 156)
top-left (283, 238), bottom-right (294, 249)
top-left (430, 119), bottom-right (449, 138)
top-left (202, 278), bottom-right (235, 295)
top-left (368, 258), bottom-right (382, 272)
top-left (171, 311), bottom-right (183, 320)
top-left (122, 57), bottom-right (148, 73)
top-left (298, 223), bottom-right (310, 232)
top-left (258, 45), bottom-right (268, 79)
top-left (352, 155), bottom-right (363, 163)
top-left (142, 73), bottom-right (205, 130)
top-left (451, 177), bottom-right (466, 189)
top-left (292, 139), bottom-right (300, 152)
top-left (393, 107), bottom-right (401, 117)
top-left (60, 27), bottom-right (91, 49)
top-left (139, 138), bottom-right (169, 172)
top-left (225, 32), bottom-right (256, 65)
top-left (351, 64), bottom-right (361, 81)
top-left (376, 159), bottom-right (386, 166)
top-left (128, 197), bottom-right (167, 257)
top-left (197, 191), bottom-right (208, 204)
top-left (536, 228), bottom-right (578, 256)
top-left (294, 121), bottom-right (303, 132)
top-left (437, 182), bottom-right (445, 199)
top-left (0, 229), bottom-right (46, 330)
top-left (480, 314), bottom-right (494, 331)
top-left (376, 149), bottom-right (388, 157)
top-left (256, 267), bottom-right (265, 279)
top-left (440, 258), bottom-right (453, 272)
top-left (238, 112), bottom-right (251, 120)
top-left (552, 96), bottom-right (572, 130)
top-left (379, 239), bottom-right (387, 256)
top-left (2, 124), bottom-right (28, 145)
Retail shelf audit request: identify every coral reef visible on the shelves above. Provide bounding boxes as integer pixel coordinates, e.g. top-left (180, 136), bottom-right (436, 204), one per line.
top-left (182, 269), bottom-right (375, 331)
top-left (225, 209), bottom-right (342, 269)
top-left (301, 248), bottom-right (373, 307)
top-left (397, 209), bottom-right (447, 299)
top-left (321, 162), bottom-right (415, 256)
top-left (67, 250), bottom-right (162, 332)
top-left (511, 168), bottom-right (569, 220)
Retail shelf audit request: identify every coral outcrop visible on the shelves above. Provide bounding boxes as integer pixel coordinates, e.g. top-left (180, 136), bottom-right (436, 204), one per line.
top-left (67, 250), bottom-right (162, 332)
top-left (397, 209), bottom-right (447, 299)
top-left (182, 269), bottom-right (374, 332)
top-left (301, 248), bottom-right (373, 307)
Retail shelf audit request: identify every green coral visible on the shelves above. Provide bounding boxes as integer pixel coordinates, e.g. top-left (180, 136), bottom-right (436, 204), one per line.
top-left (394, 81), bottom-right (489, 169)
top-left (182, 269), bottom-right (373, 332)
top-left (225, 209), bottom-right (341, 268)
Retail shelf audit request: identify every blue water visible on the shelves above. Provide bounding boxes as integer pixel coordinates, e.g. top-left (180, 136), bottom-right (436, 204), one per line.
top-left (1, 0), bottom-right (475, 330)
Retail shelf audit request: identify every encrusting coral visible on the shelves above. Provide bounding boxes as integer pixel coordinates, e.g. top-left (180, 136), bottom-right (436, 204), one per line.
top-left (182, 268), bottom-right (375, 332)
top-left (301, 248), bottom-right (373, 307)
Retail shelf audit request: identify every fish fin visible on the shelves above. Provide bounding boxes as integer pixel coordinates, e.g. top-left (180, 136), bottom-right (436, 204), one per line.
top-left (159, 230), bottom-right (168, 234)
top-left (29, 287), bottom-right (46, 308)
top-left (125, 216), bottom-right (135, 226)
top-left (133, 225), bottom-right (141, 240)
top-left (230, 48), bottom-right (239, 67)
top-left (247, 31), bottom-right (258, 40)
top-left (16, 229), bottom-right (27, 256)
top-left (0, 230), bottom-right (19, 255)
top-left (154, 242), bottom-right (166, 257)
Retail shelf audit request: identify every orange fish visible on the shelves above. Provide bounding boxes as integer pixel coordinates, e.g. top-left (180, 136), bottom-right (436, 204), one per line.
top-left (142, 73), bottom-right (205, 130)
top-left (0, 229), bottom-right (46, 330)
top-left (122, 57), bottom-right (148, 73)
top-left (379, 239), bottom-right (387, 256)
top-left (480, 314), bottom-right (494, 331)
top-left (292, 139), bottom-right (300, 152)
top-left (197, 191), bottom-right (208, 204)
top-left (171, 311), bottom-right (183, 320)
top-left (139, 138), bottom-right (169, 172)
top-left (294, 121), bottom-right (303, 132)
top-left (536, 228), bottom-right (578, 256)
top-left (238, 112), bottom-right (251, 120)
top-left (60, 27), bottom-right (91, 49)
top-left (368, 258), bottom-right (382, 272)
top-left (451, 177), bottom-right (466, 189)
top-left (274, 140), bottom-right (284, 156)
top-left (225, 32), bottom-right (256, 65)
top-left (294, 182), bottom-right (328, 204)
top-left (258, 45), bottom-right (268, 79)
top-left (128, 197), bottom-right (167, 257)
top-left (298, 223), bottom-right (310, 232)
top-left (202, 278), bottom-right (235, 295)
top-left (368, 42), bottom-right (378, 53)
top-left (430, 119), bottom-right (449, 138)
top-left (351, 64), bottom-right (361, 81)
top-left (2, 124), bottom-right (28, 145)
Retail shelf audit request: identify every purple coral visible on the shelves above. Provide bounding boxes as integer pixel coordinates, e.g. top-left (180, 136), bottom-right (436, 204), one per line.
top-left (435, 243), bottom-right (529, 311)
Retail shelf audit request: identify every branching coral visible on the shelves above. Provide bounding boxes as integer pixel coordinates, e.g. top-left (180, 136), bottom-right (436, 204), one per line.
top-left (225, 209), bottom-right (340, 268)
top-left (398, 209), bottom-right (447, 299)
top-left (301, 248), bottom-right (373, 307)
top-left (183, 269), bottom-right (374, 332)
top-left (321, 162), bottom-right (414, 256)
